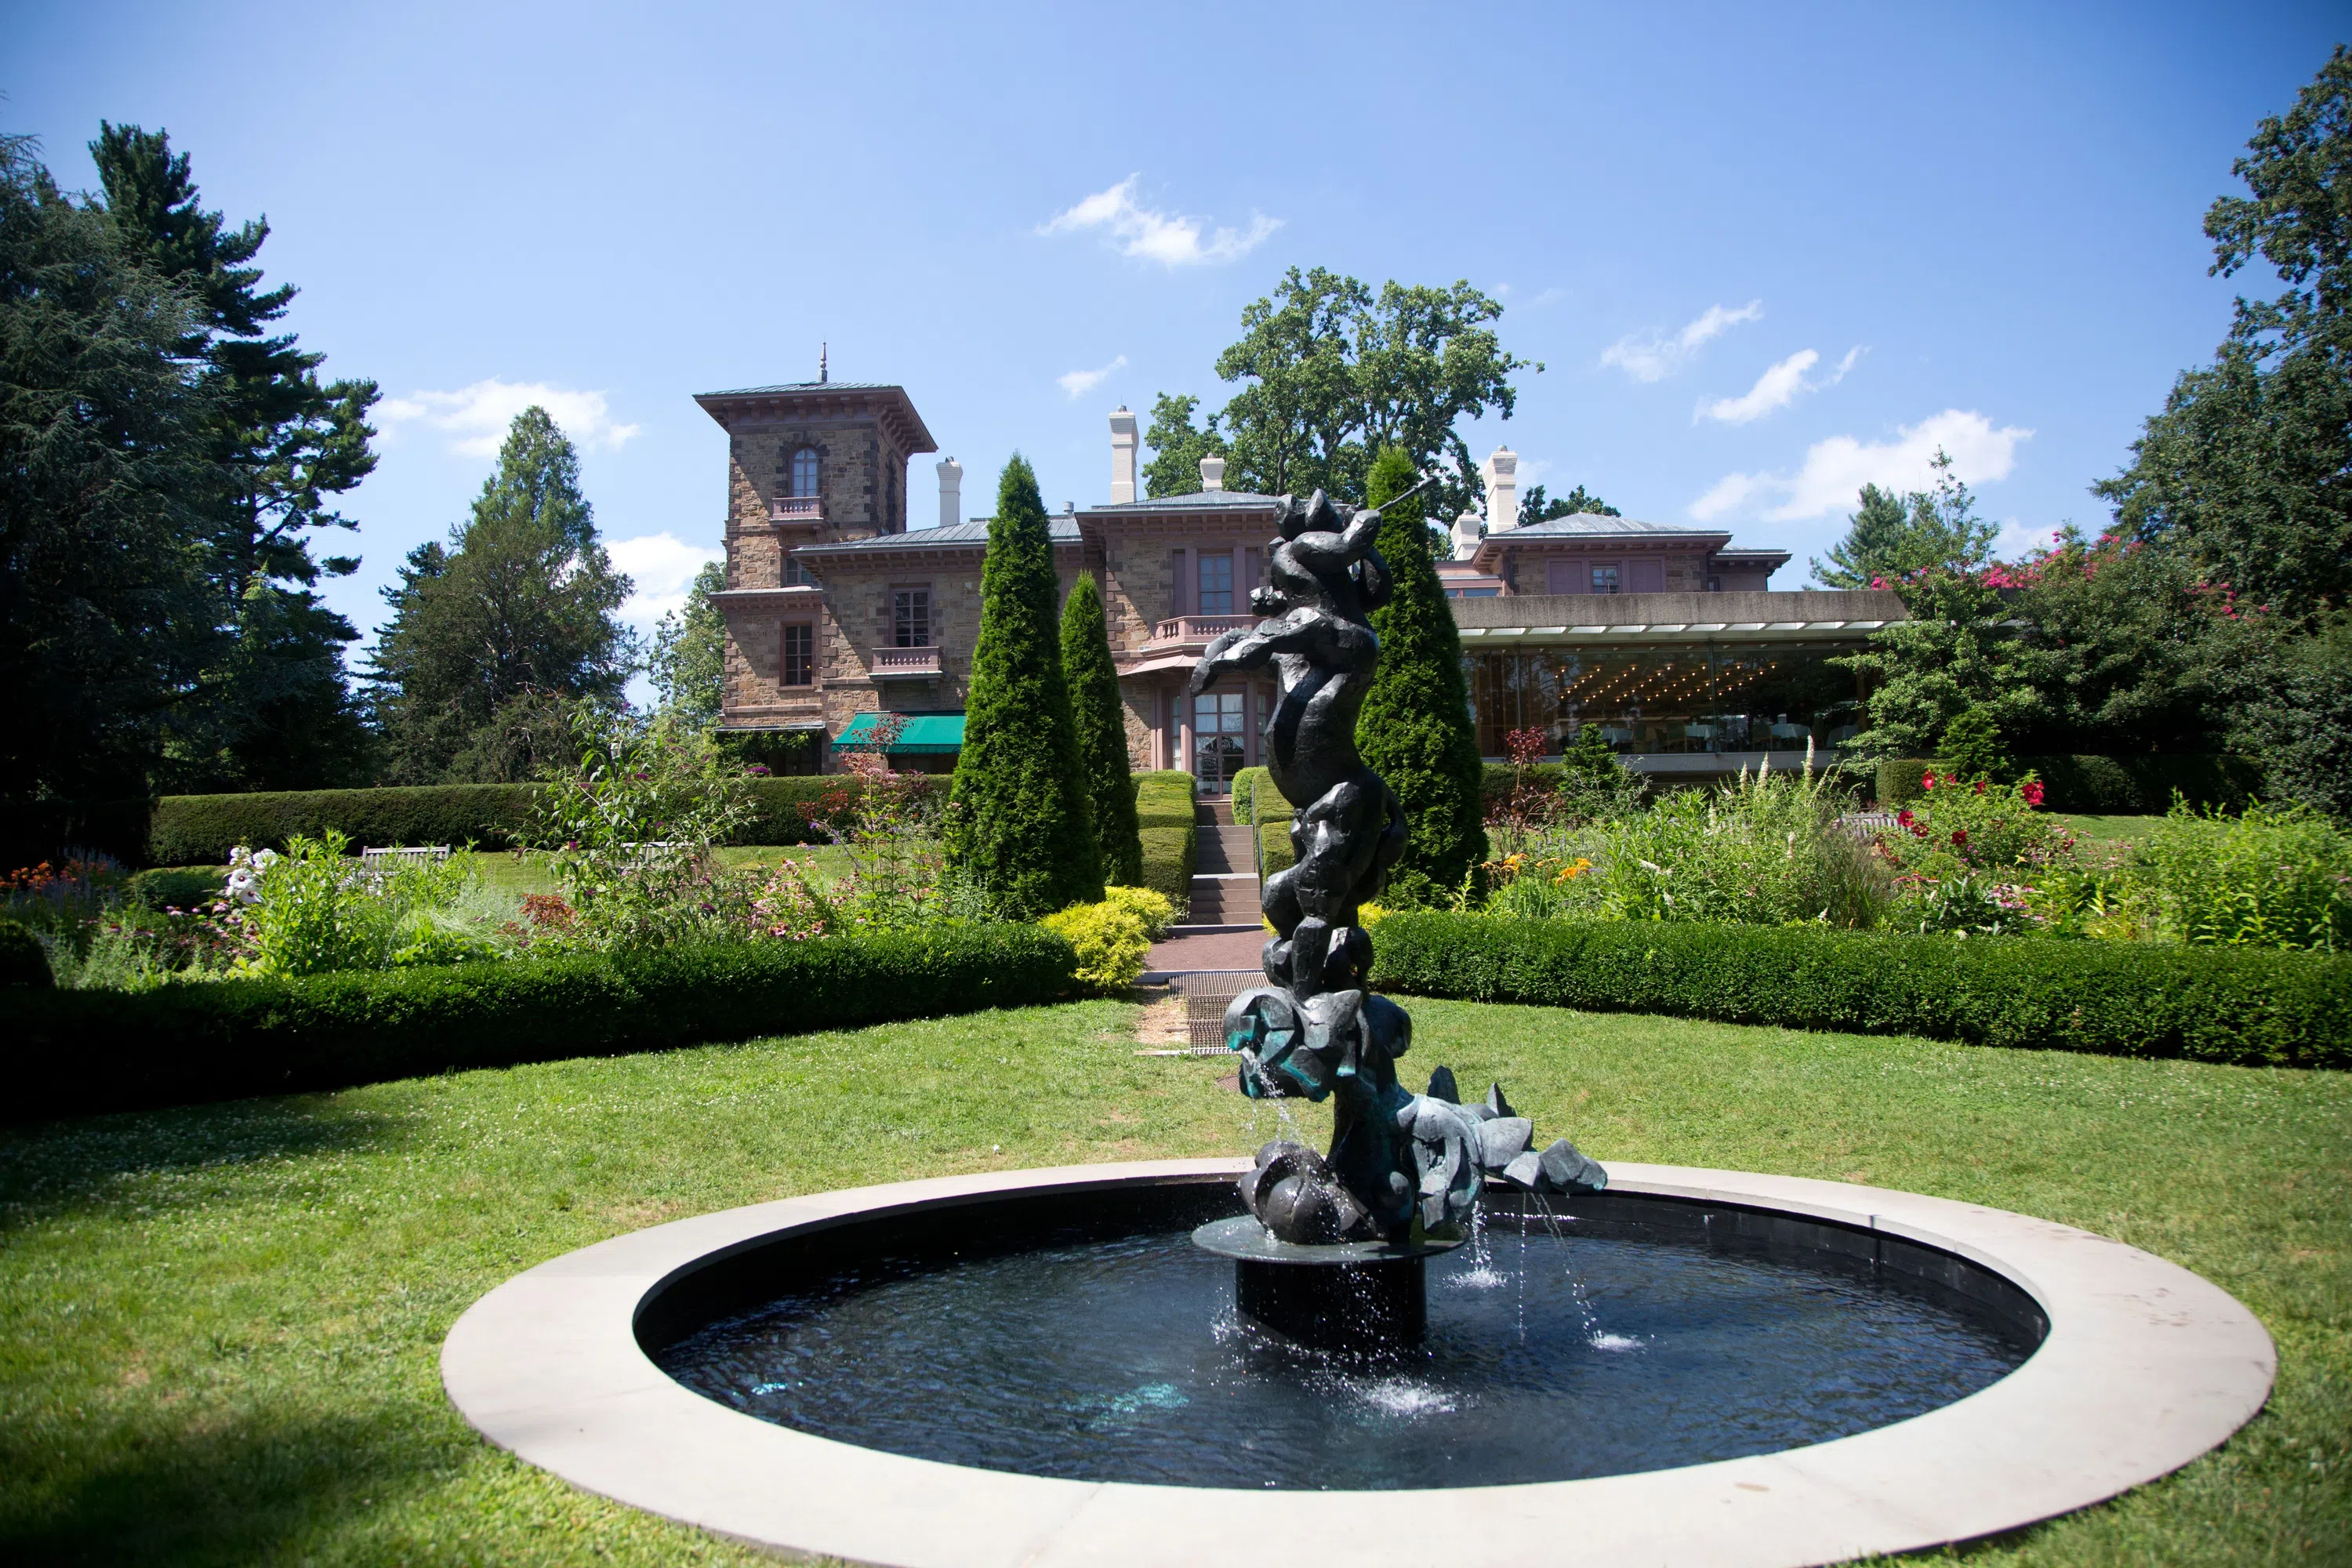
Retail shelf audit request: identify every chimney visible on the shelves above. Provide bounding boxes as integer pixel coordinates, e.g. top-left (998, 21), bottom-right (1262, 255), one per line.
top-left (1481, 447), bottom-right (1519, 532)
top-left (1452, 508), bottom-right (1483, 562)
top-left (1109, 406), bottom-right (1138, 503)
top-left (935, 457), bottom-right (962, 530)
top-left (1200, 455), bottom-right (1227, 492)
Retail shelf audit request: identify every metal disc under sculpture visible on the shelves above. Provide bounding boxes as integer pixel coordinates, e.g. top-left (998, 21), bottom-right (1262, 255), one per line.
top-left (1187, 480), bottom-right (1605, 1276)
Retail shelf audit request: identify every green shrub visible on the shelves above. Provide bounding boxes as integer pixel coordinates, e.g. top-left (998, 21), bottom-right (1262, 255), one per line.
top-left (0, 923), bottom-right (1077, 1121)
top-left (1229, 767), bottom-right (1291, 824)
top-left (125, 866), bottom-right (221, 908)
top-left (1136, 826), bottom-right (1196, 909)
top-left (1103, 884), bottom-right (1176, 941)
top-left (151, 785), bottom-right (542, 865)
top-left (1877, 755), bottom-right (2266, 813)
top-left (1261, 817), bottom-right (1295, 877)
top-left (1134, 769), bottom-right (1196, 828)
top-left (1040, 898), bottom-right (1152, 992)
top-left (1062, 573), bottom-right (1144, 886)
top-left (1370, 911), bottom-right (2350, 1067)
top-left (2136, 800), bottom-right (2352, 952)
top-left (0, 917), bottom-right (53, 988)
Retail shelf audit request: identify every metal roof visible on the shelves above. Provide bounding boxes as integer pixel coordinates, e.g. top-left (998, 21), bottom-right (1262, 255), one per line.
top-left (792, 518), bottom-right (1083, 555)
top-left (697, 381), bottom-right (900, 397)
top-left (1497, 512), bottom-right (1730, 541)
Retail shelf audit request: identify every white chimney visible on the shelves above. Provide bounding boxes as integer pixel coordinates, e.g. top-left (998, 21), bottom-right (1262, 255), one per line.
top-left (936, 456), bottom-right (962, 530)
top-left (1109, 407), bottom-right (1138, 503)
top-left (1200, 455), bottom-right (1227, 492)
top-left (1481, 446), bottom-right (1519, 532)
top-left (1452, 508), bottom-right (1483, 562)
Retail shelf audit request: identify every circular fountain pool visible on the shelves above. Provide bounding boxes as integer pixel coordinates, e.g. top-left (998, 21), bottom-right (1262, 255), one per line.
top-left (444, 1160), bottom-right (2273, 1567)
top-left (649, 1185), bottom-right (2041, 1490)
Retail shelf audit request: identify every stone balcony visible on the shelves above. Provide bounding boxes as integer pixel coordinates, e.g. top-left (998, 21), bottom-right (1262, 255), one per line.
top-left (767, 495), bottom-right (826, 524)
top-left (869, 645), bottom-right (942, 680)
top-left (1141, 614), bottom-right (1256, 652)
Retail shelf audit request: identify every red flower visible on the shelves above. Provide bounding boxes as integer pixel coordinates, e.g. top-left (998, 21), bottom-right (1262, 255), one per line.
top-left (1973, 779), bottom-right (1987, 795)
top-left (2020, 781), bottom-right (2045, 807)
top-left (1922, 772), bottom-right (1938, 792)
top-left (1896, 808), bottom-right (1915, 827)
top-left (1951, 829), bottom-right (1969, 847)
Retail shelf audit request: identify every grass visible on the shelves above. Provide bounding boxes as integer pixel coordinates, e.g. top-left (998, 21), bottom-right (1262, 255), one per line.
top-left (1, 1000), bottom-right (2346, 1565)
top-left (2052, 813), bottom-right (2165, 849)
top-left (468, 844), bottom-right (854, 898)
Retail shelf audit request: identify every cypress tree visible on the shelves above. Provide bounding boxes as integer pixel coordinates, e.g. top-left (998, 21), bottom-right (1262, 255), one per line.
top-left (1356, 445), bottom-right (1487, 906)
top-left (1061, 572), bottom-right (1144, 885)
top-left (949, 456), bottom-right (1103, 917)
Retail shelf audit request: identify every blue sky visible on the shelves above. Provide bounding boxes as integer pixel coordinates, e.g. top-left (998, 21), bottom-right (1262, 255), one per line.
top-left (8, 2), bottom-right (2343, 685)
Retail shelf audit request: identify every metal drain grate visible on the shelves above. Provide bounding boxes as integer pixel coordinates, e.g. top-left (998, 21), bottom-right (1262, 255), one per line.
top-left (1175, 970), bottom-right (1257, 1051)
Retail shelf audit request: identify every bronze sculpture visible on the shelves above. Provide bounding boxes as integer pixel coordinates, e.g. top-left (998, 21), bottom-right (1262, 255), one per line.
top-left (1190, 480), bottom-right (1602, 1250)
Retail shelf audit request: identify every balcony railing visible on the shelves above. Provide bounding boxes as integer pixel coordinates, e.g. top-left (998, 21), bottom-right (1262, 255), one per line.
top-left (768, 495), bottom-right (825, 523)
top-left (870, 645), bottom-right (942, 679)
top-left (1145, 614), bottom-right (1256, 646)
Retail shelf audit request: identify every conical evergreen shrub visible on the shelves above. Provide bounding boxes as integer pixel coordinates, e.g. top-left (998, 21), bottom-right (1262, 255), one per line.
top-left (1062, 572), bottom-right (1144, 886)
top-left (948, 456), bottom-right (1103, 918)
top-left (1356, 446), bottom-right (1488, 906)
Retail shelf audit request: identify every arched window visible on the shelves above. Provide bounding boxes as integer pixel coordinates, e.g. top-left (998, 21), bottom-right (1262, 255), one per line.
top-left (790, 448), bottom-right (822, 498)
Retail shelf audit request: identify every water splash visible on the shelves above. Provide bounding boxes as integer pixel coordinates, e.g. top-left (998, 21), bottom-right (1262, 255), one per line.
top-left (1348, 1377), bottom-right (1457, 1418)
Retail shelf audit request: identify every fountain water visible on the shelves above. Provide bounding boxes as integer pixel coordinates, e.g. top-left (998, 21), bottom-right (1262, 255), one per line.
top-left (1181, 479), bottom-right (1603, 1349)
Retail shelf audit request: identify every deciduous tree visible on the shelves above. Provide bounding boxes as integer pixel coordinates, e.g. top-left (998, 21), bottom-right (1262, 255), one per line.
top-left (652, 559), bottom-right (728, 723)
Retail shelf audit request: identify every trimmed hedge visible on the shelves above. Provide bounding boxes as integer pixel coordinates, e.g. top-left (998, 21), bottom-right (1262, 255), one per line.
top-left (1875, 755), bottom-right (2266, 813)
top-left (1261, 817), bottom-right (1296, 877)
top-left (1, 923), bottom-right (1077, 1122)
top-left (1230, 767), bottom-right (1292, 825)
top-left (739, 775), bottom-right (946, 845)
top-left (152, 786), bottom-right (540, 864)
top-left (1369, 911), bottom-right (2350, 1068)
top-left (0, 918), bottom-right (53, 989)
top-left (1133, 771), bottom-right (1197, 911)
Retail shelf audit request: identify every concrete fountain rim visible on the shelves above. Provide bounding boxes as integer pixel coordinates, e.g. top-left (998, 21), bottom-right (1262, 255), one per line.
top-left (441, 1158), bottom-right (2274, 1568)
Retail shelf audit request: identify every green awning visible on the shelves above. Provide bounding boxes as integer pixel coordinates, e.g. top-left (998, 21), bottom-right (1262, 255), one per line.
top-left (834, 712), bottom-right (965, 753)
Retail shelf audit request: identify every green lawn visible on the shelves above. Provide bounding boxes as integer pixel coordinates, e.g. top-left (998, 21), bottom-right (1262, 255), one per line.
top-left (2052, 812), bottom-right (2166, 850)
top-left (2, 1001), bottom-right (2345, 1565)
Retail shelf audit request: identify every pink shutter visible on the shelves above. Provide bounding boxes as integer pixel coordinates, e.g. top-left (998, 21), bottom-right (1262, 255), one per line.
top-left (1630, 559), bottom-right (1665, 594)
top-left (1545, 558), bottom-right (1580, 595)
top-left (1170, 550), bottom-right (1189, 616)
top-left (1244, 546), bottom-right (1263, 597)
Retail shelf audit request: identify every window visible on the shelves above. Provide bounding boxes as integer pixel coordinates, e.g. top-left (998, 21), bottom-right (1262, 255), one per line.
top-left (783, 555), bottom-right (813, 586)
top-left (1591, 564), bottom-right (1621, 594)
top-left (1196, 551), bottom-right (1235, 615)
top-left (892, 587), bottom-right (931, 648)
top-left (1194, 691), bottom-right (1246, 792)
top-left (782, 623), bottom-right (814, 686)
top-left (790, 448), bottom-right (822, 498)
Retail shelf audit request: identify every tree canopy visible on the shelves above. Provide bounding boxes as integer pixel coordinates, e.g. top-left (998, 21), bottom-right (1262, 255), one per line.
top-left (1143, 267), bottom-right (1533, 518)
top-left (651, 560), bottom-right (728, 724)
top-left (367, 408), bottom-right (633, 782)
top-left (1516, 483), bottom-right (1619, 524)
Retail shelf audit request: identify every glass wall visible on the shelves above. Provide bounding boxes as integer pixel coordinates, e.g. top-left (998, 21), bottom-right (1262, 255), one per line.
top-left (1466, 644), bottom-right (1867, 757)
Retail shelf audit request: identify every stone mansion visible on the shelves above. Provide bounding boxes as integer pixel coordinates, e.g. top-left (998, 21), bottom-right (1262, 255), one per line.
top-left (702, 379), bottom-right (1901, 790)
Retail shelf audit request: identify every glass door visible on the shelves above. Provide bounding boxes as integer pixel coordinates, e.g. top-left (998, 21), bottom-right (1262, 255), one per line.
top-left (1193, 691), bottom-right (1245, 793)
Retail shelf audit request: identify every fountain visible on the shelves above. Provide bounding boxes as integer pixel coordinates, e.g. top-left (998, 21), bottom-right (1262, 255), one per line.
top-left (1181, 477), bottom-right (1602, 1350)
top-left (440, 479), bottom-right (2276, 1564)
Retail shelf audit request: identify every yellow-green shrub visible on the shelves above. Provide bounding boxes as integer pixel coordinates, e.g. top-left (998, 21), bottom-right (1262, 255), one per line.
top-left (1102, 884), bottom-right (1175, 941)
top-left (1040, 898), bottom-right (1152, 991)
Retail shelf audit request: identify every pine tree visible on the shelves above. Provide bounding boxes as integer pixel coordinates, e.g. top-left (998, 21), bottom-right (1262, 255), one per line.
top-left (949, 456), bottom-right (1102, 917)
top-left (91, 124), bottom-right (379, 789)
top-left (1356, 445), bottom-right (1487, 906)
top-left (1061, 572), bottom-right (1143, 885)
top-left (368, 408), bottom-right (633, 782)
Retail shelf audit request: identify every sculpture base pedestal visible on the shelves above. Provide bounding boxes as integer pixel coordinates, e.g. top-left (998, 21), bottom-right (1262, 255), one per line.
top-left (1191, 1216), bottom-right (1463, 1354)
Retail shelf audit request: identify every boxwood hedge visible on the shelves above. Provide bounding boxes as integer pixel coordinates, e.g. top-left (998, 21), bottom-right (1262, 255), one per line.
top-left (1132, 771), bottom-right (1197, 911)
top-left (1369, 911), bottom-right (2349, 1068)
top-left (2, 923), bottom-right (1076, 1122)
top-left (1875, 754), bottom-right (2265, 813)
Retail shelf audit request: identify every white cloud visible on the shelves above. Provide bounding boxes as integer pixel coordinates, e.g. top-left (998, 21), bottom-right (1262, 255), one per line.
top-left (1058, 354), bottom-right (1128, 399)
top-left (1991, 518), bottom-right (2065, 562)
top-left (607, 532), bottom-right (721, 626)
top-left (376, 379), bottom-right (642, 457)
top-left (1532, 286), bottom-right (1567, 307)
top-left (1695, 344), bottom-right (1866, 425)
top-left (1599, 299), bottom-right (1762, 382)
top-left (1688, 408), bottom-right (2034, 522)
top-left (1040, 175), bottom-right (1281, 267)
